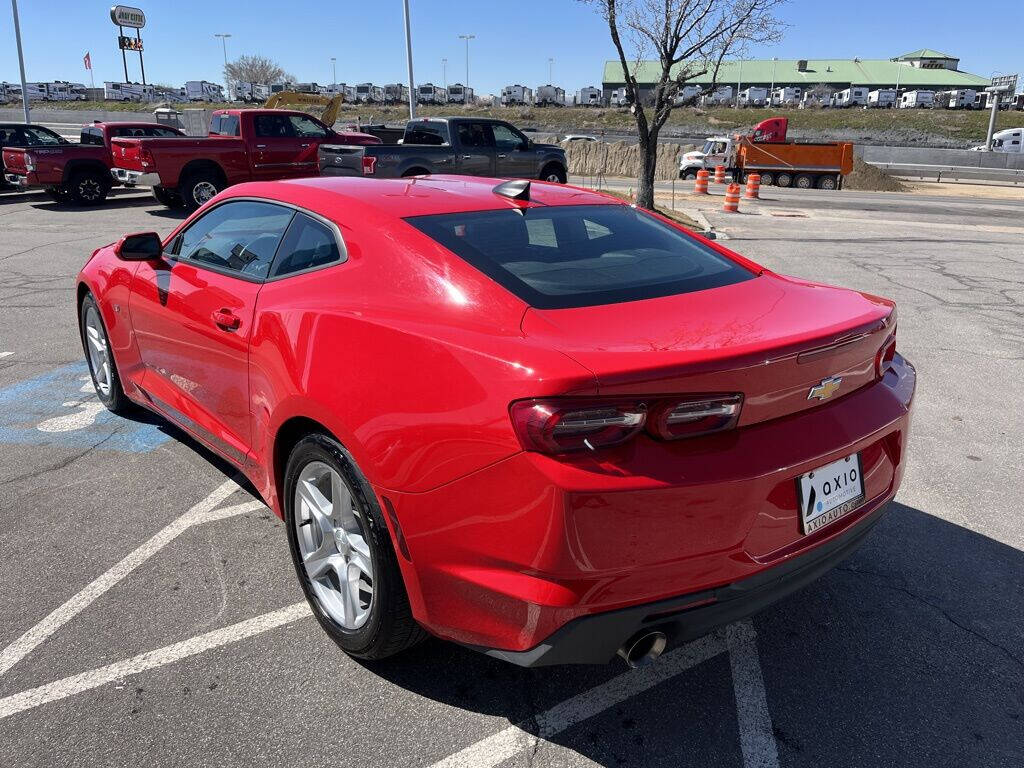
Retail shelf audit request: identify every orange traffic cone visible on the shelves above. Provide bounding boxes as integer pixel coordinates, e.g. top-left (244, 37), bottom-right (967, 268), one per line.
top-left (723, 183), bottom-right (740, 213)
top-left (694, 169), bottom-right (709, 194)
top-left (744, 173), bottom-right (761, 199)
top-left (714, 165), bottom-right (726, 184)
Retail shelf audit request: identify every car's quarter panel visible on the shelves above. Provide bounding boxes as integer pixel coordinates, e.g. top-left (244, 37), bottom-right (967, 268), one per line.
top-left (128, 259), bottom-right (262, 464)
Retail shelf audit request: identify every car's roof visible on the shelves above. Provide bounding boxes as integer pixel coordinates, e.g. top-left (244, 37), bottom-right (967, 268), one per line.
top-left (223, 176), bottom-right (620, 220)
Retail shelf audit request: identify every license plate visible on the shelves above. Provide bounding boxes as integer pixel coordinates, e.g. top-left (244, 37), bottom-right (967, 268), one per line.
top-left (797, 453), bottom-right (864, 534)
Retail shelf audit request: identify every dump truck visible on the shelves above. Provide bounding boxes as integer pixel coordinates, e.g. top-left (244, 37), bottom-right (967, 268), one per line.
top-left (678, 117), bottom-right (854, 190)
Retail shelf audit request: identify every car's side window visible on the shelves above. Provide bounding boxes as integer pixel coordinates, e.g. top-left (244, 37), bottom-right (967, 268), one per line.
top-left (457, 122), bottom-right (494, 149)
top-left (254, 114), bottom-right (294, 138)
top-left (492, 123), bottom-right (526, 151)
top-left (269, 213), bottom-right (344, 278)
top-left (288, 115), bottom-right (327, 138)
top-left (173, 201), bottom-right (295, 281)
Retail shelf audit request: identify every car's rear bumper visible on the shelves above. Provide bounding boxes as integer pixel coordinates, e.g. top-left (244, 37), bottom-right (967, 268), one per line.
top-left (382, 355), bottom-right (915, 662)
top-left (479, 499), bottom-right (888, 666)
top-left (111, 168), bottom-right (159, 187)
top-left (4, 173), bottom-right (29, 187)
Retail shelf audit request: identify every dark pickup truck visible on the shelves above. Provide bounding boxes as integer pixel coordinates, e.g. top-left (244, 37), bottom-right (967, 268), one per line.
top-left (319, 117), bottom-right (568, 183)
top-left (3, 121), bottom-right (184, 204)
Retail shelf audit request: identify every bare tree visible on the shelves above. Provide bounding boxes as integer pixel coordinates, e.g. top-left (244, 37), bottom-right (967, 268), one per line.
top-left (583, 0), bottom-right (784, 208)
top-left (224, 55), bottom-right (295, 86)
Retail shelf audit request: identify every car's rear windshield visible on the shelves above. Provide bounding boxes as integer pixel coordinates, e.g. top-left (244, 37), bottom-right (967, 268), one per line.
top-left (405, 204), bottom-right (754, 309)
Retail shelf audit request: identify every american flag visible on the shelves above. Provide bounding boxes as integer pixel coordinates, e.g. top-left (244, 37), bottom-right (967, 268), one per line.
top-left (83, 52), bottom-right (91, 70)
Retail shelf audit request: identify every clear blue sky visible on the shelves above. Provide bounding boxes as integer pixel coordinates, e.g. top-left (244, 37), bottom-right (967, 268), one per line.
top-left (1, 0), bottom-right (1019, 95)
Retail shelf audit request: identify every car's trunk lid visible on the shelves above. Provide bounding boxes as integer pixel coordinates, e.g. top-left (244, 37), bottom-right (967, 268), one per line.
top-left (521, 273), bottom-right (894, 426)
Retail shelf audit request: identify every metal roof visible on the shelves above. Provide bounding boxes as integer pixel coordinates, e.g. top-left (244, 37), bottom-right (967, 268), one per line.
top-left (602, 58), bottom-right (989, 88)
top-left (895, 49), bottom-right (957, 60)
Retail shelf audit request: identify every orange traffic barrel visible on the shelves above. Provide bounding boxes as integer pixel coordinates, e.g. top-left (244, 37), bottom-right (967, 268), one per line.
top-left (744, 173), bottom-right (761, 199)
top-left (713, 165), bottom-right (726, 184)
top-left (694, 169), bottom-right (709, 194)
top-left (723, 183), bottom-right (740, 213)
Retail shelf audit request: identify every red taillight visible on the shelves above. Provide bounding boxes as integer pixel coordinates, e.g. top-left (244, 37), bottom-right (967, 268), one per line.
top-left (361, 156), bottom-right (377, 175)
top-left (648, 394), bottom-right (743, 440)
top-left (140, 147), bottom-right (155, 169)
top-left (510, 399), bottom-right (647, 454)
top-left (510, 393), bottom-right (743, 455)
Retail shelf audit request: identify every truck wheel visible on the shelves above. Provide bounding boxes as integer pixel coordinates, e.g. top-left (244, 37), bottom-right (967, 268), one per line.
top-left (775, 172), bottom-right (793, 188)
top-left (152, 185), bottom-right (184, 208)
top-left (540, 164), bottom-right (567, 184)
top-left (401, 168), bottom-right (428, 178)
top-left (69, 170), bottom-right (111, 205)
top-left (759, 172), bottom-right (774, 186)
top-left (794, 174), bottom-right (815, 189)
top-left (180, 171), bottom-right (224, 210)
top-left (681, 170), bottom-right (697, 181)
top-left (817, 175), bottom-right (839, 190)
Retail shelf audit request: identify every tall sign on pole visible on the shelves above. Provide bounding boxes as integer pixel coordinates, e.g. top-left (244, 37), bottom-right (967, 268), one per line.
top-left (110, 6), bottom-right (146, 84)
top-left (10, 0), bottom-right (30, 122)
top-left (403, 0), bottom-right (416, 119)
top-left (985, 74), bottom-right (1017, 150)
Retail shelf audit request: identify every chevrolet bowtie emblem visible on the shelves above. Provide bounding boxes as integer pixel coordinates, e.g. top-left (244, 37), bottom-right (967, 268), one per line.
top-left (808, 376), bottom-right (842, 401)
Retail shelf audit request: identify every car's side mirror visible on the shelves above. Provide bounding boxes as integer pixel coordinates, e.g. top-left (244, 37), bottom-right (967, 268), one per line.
top-left (115, 231), bottom-right (163, 261)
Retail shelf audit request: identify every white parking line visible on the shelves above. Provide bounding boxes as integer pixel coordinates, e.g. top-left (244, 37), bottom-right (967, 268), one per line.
top-left (0, 351), bottom-right (13, 359)
top-left (727, 622), bottom-right (781, 768)
top-left (0, 602), bottom-right (310, 721)
top-left (0, 479), bottom-right (260, 679)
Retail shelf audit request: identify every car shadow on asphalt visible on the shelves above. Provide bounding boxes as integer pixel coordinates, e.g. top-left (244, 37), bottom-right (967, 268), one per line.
top-left (357, 502), bottom-right (1024, 767)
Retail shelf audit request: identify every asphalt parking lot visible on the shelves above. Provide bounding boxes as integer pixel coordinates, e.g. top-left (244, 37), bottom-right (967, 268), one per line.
top-left (1, 184), bottom-right (1022, 767)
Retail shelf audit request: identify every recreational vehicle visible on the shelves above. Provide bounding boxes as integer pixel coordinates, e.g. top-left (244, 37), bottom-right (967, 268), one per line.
top-left (501, 84), bottom-right (533, 106)
top-left (899, 90), bottom-right (934, 108)
top-left (868, 89), bottom-right (897, 108)
top-left (185, 81), bottom-right (224, 102)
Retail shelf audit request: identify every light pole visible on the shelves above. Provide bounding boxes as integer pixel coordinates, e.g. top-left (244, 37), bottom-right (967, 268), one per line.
top-left (458, 34), bottom-right (474, 91)
top-left (402, 0), bottom-right (416, 119)
top-left (548, 57), bottom-right (554, 84)
top-left (769, 57), bottom-right (778, 103)
top-left (735, 58), bottom-right (743, 108)
top-left (214, 33), bottom-right (231, 101)
top-left (442, 57), bottom-right (447, 89)
top-left (331, 57), bottom-right (336, 91)
top-left (10, 0), bottom-right (30, 122)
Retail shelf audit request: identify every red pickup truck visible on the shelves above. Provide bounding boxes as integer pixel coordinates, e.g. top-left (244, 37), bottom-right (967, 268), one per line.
top-left (111, 108), bottom-right (381, 209)
top-left (3, 122), bottom-right (184, 204)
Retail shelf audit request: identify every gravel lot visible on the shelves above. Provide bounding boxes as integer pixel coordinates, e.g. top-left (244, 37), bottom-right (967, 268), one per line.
top-left (0, 183), bottom-right (1021, 767)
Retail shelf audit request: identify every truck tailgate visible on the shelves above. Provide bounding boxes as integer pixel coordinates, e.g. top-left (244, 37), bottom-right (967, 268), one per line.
top-left (110, 138), bottom-right (146, 171)
top-left (2, 147), bottom-right (28, 175)
top-left (318, 144), bottom-right (367, 176)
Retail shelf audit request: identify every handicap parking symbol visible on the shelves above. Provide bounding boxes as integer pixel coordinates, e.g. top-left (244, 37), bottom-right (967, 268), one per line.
top-left (0, 362), bottom-right (171, 452)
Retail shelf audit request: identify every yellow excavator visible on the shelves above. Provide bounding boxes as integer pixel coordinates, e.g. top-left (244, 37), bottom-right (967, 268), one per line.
top-left (263, 91), bottom-right (344, 127)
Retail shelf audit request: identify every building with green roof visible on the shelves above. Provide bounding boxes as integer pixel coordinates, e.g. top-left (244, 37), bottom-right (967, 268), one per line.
top-left (601, 49), bottom-right (989, 103)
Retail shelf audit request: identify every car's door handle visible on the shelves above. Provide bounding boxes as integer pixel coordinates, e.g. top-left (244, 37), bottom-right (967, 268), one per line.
top-left (497, 153), bottom-right (507, 158)
top-left (462, 155), bottom-right (473, 160)
top-left (300, 143), bottom-right (311, 148)
top-left (212, 309), bottom-right (241, 331)
top-left (255, 144), bottom-right (267, 149)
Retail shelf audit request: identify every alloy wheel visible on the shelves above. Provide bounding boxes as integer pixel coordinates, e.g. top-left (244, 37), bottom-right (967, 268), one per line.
top-left (79, 178), bottom-right (102, 202)
top-left (192, 181), bottom-right (218, 206)
top-left (293, 461), bottom-right (374, 629)
top-left (83, 305), bottom-right (111, 397)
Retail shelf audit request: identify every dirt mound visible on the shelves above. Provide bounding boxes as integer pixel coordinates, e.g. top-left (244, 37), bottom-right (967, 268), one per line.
top-left (843, 158), bottom-right (907, 192)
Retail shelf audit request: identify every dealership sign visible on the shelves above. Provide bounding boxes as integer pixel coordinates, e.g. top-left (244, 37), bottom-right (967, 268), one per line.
top-left (110, 5), bottom-right (146, 28)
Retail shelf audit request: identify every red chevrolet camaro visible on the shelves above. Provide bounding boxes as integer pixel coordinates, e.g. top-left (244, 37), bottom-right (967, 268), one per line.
top-left (77, 176), bottom-right (915, 667)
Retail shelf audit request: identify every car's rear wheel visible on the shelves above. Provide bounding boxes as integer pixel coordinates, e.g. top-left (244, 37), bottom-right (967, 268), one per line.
top-left (794, 173), bottom-right (815, 189)
top-left (179, 171), bottom-right (223, 210)
top-left (69, 170), bottom-right (110, 205)
top-left (540, 164), bottom-right (567, 183)
top-left (681, 170), bottom-right (697, 180)
top-left (817, 175), bottom-right (839, 190)
top-left (152, 185), bottom-right (184, 208)
top-left (79, 293), bottom-right (132, 414)
top-left (774, 172), bottom-right (793, 188)
top-left (284, 434), bottom-right (426, 660)
top-left (759, 172), bottom-right (774, 186)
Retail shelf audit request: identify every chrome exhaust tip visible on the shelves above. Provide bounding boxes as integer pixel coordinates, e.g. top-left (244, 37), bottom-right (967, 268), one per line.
top-left (617, 631), bottom-right (667, 668)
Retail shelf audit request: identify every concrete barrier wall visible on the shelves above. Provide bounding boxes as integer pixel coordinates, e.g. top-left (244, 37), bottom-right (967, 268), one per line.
top-left (0, 107), bottom-right (154, 124)
top-left (859, 144), bottom-right (1024, 171)
top-left (561, 139), bottom-right (695, 180)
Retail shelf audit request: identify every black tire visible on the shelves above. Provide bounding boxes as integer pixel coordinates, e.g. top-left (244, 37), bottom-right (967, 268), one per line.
top-left (44, 186), bottom-right (71, 203)
top-left (540, 164), bottom-right (567, 184)
top-left (759, 172), bottom-right (774, 186)
top-left (78, 293), bottom-right (133, 414)
top-left (681, 170), bottom-right (698, 180)
top-left (401, 168), bottom-right (429, 178)
top-left (179, 170), bottom-right (224, 211)
top-left (284, 433), bottom-right (426, 661)
top-left (151, 185), bottom-right (184, 208)
top-left (817, 175), bottom-right (839, 190)
top-left (68, 169), bottom-right (110, 205)
top-left (794, 174), bottom-right (815, 190)
top-left (775, 172), bottom-right (793, 188)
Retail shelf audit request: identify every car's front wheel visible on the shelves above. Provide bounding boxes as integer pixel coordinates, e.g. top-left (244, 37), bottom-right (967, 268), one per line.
top-left (284, 434), bottom-right (426, 660)
top-left (540, 164), bottom-right (568, 184)
top-left (79, 293), bottom-right (132, 413)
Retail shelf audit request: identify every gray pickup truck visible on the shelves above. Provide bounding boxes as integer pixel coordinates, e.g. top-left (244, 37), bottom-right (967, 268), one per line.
top-left (319, 117), bottom-right (568, 183)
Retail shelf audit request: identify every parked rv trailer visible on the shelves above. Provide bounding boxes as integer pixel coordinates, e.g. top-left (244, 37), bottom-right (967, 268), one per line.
top-left (900, 90), bottom-right (935, 108)
top-left (417, 83), bottom-right (447, 104)
top-left (355, 83), bottom-right (384, 103)
top-left (234, 82), bottom-right (270, 102)
top-left (609, 86), bottom-right (630, 107)
top-left (155, 86), bottom-right (188, 104)
top-left (800, 87), bottom-right (834, 108)
top-left (738, 87), bottom-right (768, 107)
top-left (770, 87), bottom-right (801, 107)
top-left (185, 81), bottom-right (224, 102)
top-left (501, 84), bottom-right (533, 106)
top-left (868, 88), bottom-right (897, 108)
top-left (834, 87), bottom-right (869, 107)
top-left (269, 82), bottom-right (295, 95)
top-left (577, 86), bottom-right (603, 106)
top-left (936, 88), bottom-right (976, 109)
top-left (701, 86), bottom-right (733, 107)
top-left (45, 81), bottom-right (88, 101)
top-left (382, 83), bottom-right (409, 104)
top-left (535, 84), bottom-right (566, 106)
top-left (104, 82), bottom-right (156, 102)
top-left (0, 82), bottom-right (22, 103)
top-left (672, 85), bottom-right (703, 105)
top-left (446, 83), bottom-right (474, 104)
